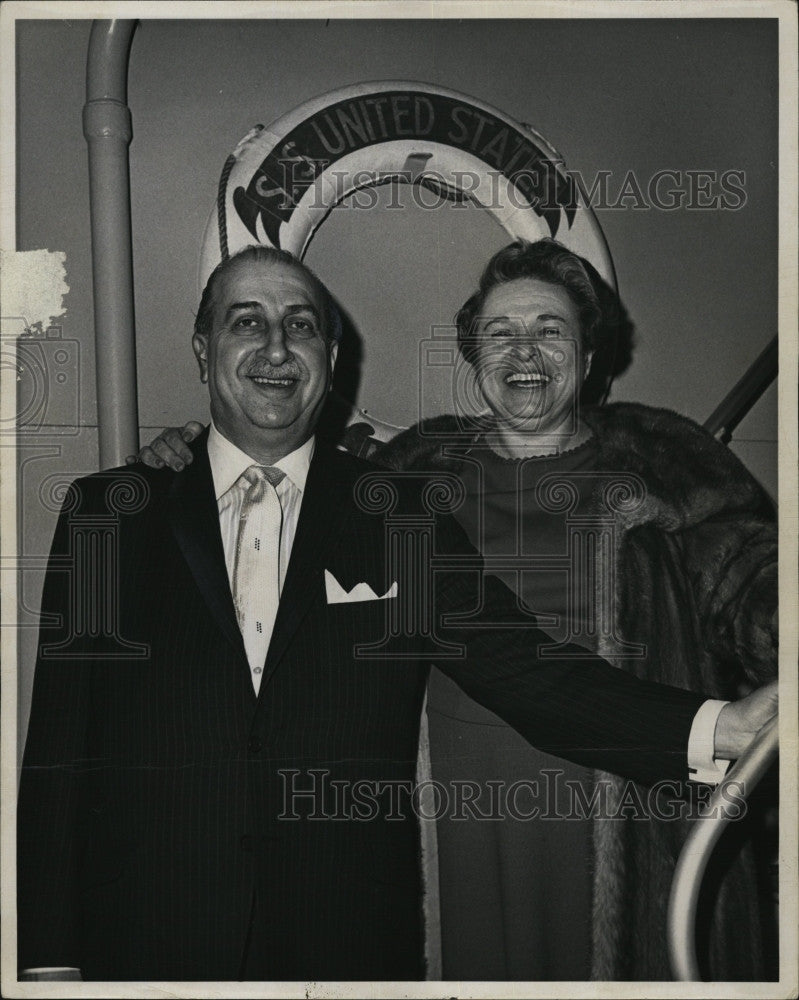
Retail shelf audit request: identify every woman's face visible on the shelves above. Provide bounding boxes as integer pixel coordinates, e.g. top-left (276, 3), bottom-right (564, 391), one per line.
top-left (471, 277), bottom-right (592, 436)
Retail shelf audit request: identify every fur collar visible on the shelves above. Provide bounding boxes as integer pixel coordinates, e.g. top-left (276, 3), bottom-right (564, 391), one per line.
top-left (375, 402), bottom-right (773, 533)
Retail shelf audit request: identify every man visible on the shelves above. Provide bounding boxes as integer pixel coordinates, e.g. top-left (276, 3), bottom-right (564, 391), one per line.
top-left (18, 246), bottom-right (776, 982)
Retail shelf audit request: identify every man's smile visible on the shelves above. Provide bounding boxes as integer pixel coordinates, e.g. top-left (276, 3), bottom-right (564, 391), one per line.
top-left (247, 373), bottom-right (300, 389)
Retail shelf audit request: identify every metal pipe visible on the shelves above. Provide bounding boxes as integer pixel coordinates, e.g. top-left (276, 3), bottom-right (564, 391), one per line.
top-left (704, 337), bottom-right (778, 443)
top-left (83, 19), bottom-right (139, 468)
top-left (667, 716), bottom-right (779, 980)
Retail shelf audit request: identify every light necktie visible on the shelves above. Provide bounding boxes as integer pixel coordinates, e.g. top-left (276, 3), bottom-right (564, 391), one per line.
top-left (233, 465), bottom-right (286, 694)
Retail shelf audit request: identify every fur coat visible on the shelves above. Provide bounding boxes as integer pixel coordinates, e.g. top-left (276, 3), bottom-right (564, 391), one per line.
top-left (372, 402), bottom-right (778, 981)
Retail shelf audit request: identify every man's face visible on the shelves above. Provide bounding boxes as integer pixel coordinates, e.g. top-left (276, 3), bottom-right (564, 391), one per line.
top-left (193, 258), bottom-right (338, 461)
top-left (471, 277), bottom-right (591, 436)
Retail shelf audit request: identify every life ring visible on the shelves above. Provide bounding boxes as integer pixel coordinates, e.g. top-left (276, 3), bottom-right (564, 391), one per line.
top-left (200, 80), bottom-right (615, 289)
top-left (200, 82), bottom-right (617, 444)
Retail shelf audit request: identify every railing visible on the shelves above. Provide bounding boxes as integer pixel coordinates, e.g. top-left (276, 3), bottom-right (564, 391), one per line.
top-left (703, 336), bottom-right (778, 442)
top-left (667, 717), bottom-right (779, 979)
top-left (670, 337), bottom-right (779, 979)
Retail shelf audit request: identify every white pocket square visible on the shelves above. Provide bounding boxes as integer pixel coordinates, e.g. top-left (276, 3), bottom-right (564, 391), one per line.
top-left (324, 570), bottom-right (397, 604)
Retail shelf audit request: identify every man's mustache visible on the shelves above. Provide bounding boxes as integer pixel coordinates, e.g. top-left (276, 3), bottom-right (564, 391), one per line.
top-left (245, 364), bottom-right (303, 379)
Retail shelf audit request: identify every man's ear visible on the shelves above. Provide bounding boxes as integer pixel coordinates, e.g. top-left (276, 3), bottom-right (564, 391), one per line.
top-left (192, 332), bottom-right (209, 384)
top-left (583, 350), bottom-right (594, 380)
top-left (328, 340), bottom-right (339, 379)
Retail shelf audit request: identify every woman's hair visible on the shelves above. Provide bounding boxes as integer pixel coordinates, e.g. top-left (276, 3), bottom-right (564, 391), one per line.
top-left (456, 238), bottom-right (612, 365)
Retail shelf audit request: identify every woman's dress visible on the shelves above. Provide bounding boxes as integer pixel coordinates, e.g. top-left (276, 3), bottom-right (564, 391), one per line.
top-left (428, 437), bottom-right (602, 980)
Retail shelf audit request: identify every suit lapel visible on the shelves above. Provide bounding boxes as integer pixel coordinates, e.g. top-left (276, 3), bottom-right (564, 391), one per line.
top-left (259, 441), bottom-right (352, 690)
top-left (167, 430), bottom-right (247, 662)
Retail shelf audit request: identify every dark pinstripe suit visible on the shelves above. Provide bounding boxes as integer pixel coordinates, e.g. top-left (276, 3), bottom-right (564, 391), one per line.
top-left (18, 431), bottom-right (703, 981)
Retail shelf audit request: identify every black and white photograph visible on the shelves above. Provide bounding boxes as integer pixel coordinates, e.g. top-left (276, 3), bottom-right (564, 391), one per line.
top-left (1, 2), bottom-right (796, 997)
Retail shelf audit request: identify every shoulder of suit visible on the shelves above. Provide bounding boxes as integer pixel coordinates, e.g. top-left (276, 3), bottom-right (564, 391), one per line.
top-left (73, 461), bottom-right (173, 487)
top-left (327, 437), bottom-right (468, 525)
top-left (59, 462), bottom-right (173, 516)
top-left (373, 415), bottom-right (466, 472)
top-left (319, 441), bottom-right (386, 478)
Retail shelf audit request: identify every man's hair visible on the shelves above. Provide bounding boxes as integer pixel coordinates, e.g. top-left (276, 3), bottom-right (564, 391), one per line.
top-left (194, 245), bottom-right (343, 344)
top-left (455, 238), bottom-right (609, 366)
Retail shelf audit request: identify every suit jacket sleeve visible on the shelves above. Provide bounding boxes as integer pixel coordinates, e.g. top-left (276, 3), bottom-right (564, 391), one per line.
top-left (17, 478), bottom-right (94, 972)
top-left (429, 509), bottom-right (705, 787)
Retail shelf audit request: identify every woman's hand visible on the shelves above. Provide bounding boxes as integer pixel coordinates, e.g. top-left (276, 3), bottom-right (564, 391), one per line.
top-left (126, 421), bottom-right (203, 471)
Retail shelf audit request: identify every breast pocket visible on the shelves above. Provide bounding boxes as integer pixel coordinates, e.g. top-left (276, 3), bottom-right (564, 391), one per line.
top-left (323, 567), bottom-right (397, 606)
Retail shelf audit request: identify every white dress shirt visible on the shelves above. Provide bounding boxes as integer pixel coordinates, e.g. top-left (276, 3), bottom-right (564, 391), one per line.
top-left (208, 423), bottom-right (313, 689)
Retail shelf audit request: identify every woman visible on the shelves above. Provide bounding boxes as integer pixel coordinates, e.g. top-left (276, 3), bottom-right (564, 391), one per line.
top-left (136, 239), bottom-right (777, 980)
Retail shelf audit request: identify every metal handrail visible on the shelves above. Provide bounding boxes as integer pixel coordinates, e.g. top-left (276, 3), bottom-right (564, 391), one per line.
top-left (672, 328), bottom-right (777, 977)
top-left (667, 716), bottom-right (779, 980)
top-left (704, 337), bottom-right (778, 442)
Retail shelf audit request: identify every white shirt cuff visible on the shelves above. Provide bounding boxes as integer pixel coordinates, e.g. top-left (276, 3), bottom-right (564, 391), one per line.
top-left (687, 699), bottom-right (732, 784)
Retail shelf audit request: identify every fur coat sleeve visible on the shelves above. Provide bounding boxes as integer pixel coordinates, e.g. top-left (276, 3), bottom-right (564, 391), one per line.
top-left (582, 403), bottom-right (777, 687)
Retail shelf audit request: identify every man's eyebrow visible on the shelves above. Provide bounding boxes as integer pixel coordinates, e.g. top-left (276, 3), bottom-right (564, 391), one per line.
top-left (225, 302), bottom-right (320, 319)
top-left (226, 301), bottom-right (261, 317)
